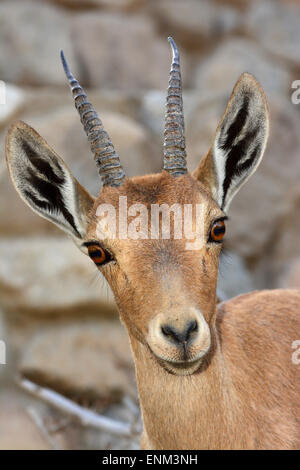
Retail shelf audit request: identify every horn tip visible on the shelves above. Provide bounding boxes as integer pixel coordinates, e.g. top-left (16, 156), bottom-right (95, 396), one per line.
top-left (60, 49), bottom-right (73, 81)
top-left (168, 36), bottom-right (179, 64)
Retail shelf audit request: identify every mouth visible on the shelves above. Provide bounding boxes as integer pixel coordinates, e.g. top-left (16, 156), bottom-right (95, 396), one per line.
top-left (153, 351), bottom-right (207, 376)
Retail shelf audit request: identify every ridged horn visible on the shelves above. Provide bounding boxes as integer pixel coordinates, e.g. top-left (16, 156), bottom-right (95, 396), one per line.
top-left (163, 37), bottom-right (187, 176)
top-left (60, 50), bottom-right (126, 187)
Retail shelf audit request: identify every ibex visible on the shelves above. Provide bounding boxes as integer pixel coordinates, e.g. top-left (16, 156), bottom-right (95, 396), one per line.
top-left (6, 38), bottom-right (300, 449)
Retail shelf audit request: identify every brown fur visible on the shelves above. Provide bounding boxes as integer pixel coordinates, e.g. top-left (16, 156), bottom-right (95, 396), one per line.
top-left (5, 73), bottom-right (299, 449)
top-left (83, 173), bottom-right (300, 449)
top-left (130, 290), bottom-right (300, 449)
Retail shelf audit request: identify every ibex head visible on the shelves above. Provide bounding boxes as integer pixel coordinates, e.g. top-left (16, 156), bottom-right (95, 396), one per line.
top-left (6, 38), bottom-right (269, 376)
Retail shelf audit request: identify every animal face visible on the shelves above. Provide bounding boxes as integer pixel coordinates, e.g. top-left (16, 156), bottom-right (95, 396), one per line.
top-left (6, 39), bottom-right (269, 375)
top-left (83, 172), bottom-right (224, 374)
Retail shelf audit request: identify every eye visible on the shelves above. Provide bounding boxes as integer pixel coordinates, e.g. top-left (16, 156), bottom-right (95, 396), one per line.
top-left (209, 219), bottom-right (226, 243)
top-left (86, 243), bottom-right (113, 266)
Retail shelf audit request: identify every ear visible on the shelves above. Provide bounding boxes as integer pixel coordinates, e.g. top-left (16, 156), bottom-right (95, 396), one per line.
top-left (6, 121), bottom-right (95, 245)
top-left (193, 73), bottom-right (269, 212)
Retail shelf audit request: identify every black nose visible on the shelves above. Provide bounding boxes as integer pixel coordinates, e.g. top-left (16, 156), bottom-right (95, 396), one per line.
top-left (161, 320), bottom-right (198, 346)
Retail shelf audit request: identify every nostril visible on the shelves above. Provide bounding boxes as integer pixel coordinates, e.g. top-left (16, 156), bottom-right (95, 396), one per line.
top-left (185, 320), bottom-right (198, 341)
top-left (161, 325), bottom-right (182, 344)
top-left (161, 320), bottom-right (199, 345)
top-left (161, 325), bottom-right (175, 338)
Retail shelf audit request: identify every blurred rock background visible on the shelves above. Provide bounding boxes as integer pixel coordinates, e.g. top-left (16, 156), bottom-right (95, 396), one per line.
top-left (0, 0), bottom-right (300, 449)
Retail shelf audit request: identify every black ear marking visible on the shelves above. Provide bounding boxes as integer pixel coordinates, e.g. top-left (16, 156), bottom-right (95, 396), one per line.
top-left (193, 74), bottom-right (268, 212)
top-left (6, 121), bottom-right (95, 243)
top-left (21, 139), bottom-right (65, 186)
top-left (222, 126), bottom-right (260, 207)
top-left (220, 93), bottom-right (250, 152)
top-left (24, 166), bottom-right (81, 238)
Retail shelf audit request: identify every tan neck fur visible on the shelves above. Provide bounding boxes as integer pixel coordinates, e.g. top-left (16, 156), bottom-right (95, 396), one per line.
top-left (129, 327), bottom-right (245, 450)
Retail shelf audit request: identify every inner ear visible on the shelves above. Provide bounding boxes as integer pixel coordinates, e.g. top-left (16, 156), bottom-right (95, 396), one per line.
top-left (6, 120), bottom-right (95, 242)
top-left (193, 73), bottom-right (269, 212)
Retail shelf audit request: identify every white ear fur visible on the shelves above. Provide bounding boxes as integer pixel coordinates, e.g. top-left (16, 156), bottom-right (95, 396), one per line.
top-left (194, 73), bottom-right (269, 212)
top-left (6, 121), bottom-right (95, 242)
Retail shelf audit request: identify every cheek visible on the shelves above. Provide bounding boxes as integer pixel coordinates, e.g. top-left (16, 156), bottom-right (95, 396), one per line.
top-left (204, 246), bottom-right (221, 277)
top-left (104, 268), bottom-right (151, 333)
top-left (186, 251), bottom-right (220, 315)
top-left (99, 267), bottom-right (131, 319)
top-left (203, 251), bottom-right (220, 291)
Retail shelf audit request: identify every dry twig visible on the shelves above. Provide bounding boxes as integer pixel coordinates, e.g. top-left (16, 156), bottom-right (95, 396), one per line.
top-left (19, 377), bottom-right (136, 438)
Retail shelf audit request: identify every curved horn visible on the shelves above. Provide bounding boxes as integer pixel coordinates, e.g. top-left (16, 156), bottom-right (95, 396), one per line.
top-left (163, 37), bottom-right (187, 176)
top-left (60, 50), bottom-right (126, 187)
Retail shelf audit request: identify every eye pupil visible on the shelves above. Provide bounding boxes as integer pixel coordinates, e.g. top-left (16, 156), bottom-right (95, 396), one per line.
top-left (213, 227), bottom-right (224, 235)
top-left (87, 244), bottom-right (111, 266)
top-left (210, 220), bottom-right (226, 243)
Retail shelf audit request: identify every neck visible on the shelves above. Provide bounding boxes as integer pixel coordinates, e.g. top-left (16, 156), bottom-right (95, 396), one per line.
top-left (129, 328), bottom-right (244, 450)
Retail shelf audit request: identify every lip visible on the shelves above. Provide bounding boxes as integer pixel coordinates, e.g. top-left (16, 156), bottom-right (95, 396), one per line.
top-left (161, 357), bottom-right (203, 375)
top-left (152, 351), bottom-right (206, 375)
top-left (146, 339), bottom-right (210, 375)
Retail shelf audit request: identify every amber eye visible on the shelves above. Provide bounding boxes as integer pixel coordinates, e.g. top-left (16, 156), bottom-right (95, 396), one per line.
top-left (209, 220), bottom-right (226, 243)
top-left (86, 243), bottom-right (113, 266)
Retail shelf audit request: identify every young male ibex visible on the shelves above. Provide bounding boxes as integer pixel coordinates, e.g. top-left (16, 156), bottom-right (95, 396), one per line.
top-left (6, 38), bottom-right (300, 449)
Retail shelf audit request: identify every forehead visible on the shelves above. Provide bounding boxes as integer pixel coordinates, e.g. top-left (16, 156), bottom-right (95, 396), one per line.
top-left (86, 172), bottom-right (223, 241)
top-left (92, 172), bottom-right (218, 211)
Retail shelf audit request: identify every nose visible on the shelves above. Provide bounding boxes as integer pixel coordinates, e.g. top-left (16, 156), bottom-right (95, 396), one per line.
top-left (161, 320), bottom-right (198, 347)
